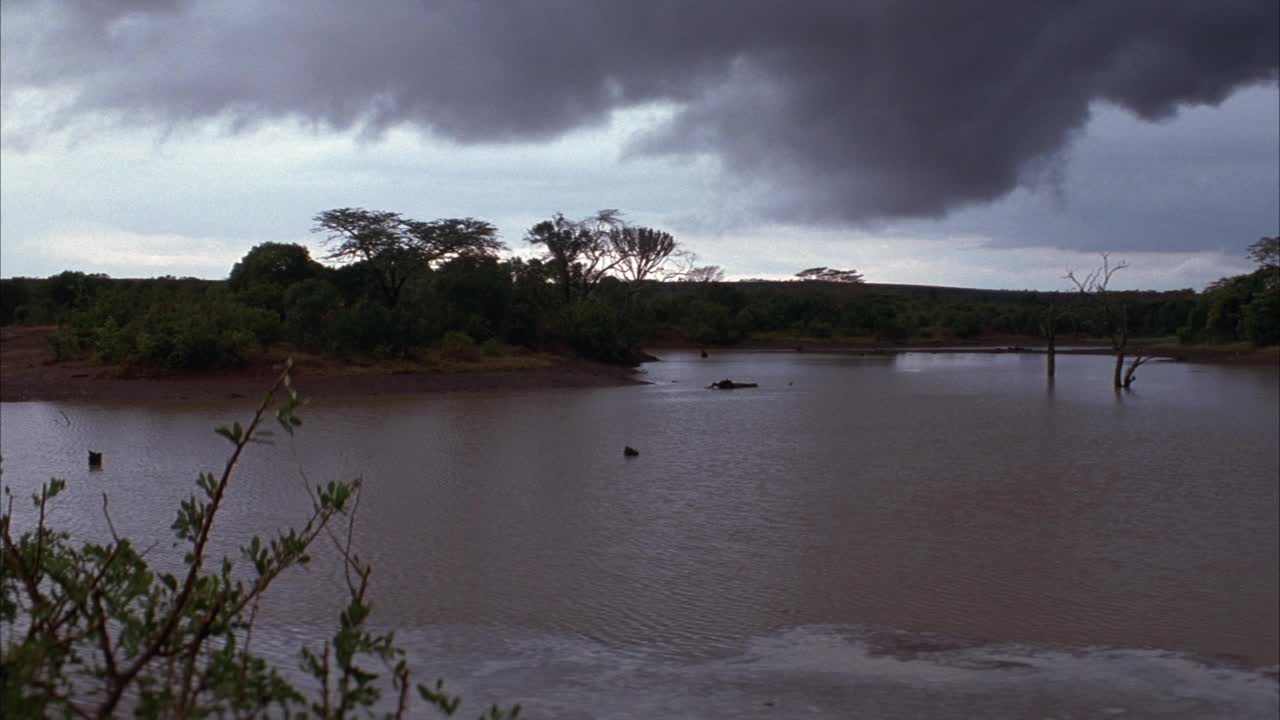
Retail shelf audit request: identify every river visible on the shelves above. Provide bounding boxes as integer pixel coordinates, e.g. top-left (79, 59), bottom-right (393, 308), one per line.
top-left (2, 351), bottom-right (1277, 718)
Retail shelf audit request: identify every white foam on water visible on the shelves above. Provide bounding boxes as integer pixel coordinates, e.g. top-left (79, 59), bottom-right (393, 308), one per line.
top-left (250, 623), bottom-right (1278, 719)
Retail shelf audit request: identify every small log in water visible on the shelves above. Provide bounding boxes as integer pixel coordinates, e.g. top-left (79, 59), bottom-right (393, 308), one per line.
top-left (707, 379), bottom-right (759, 389)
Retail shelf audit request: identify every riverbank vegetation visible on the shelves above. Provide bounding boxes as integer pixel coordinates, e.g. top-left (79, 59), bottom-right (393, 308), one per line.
top-left (0, 213), bottom-right (1275, 371)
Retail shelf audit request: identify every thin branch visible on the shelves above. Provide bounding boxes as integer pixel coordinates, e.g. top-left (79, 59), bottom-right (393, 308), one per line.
top-left (321, 640), bottom-right (332, 720)
top-left (234, 597), bottom-right (262, 717)
top-left (100, 493), bottom-right (120, 544)
top-left (394, 664), bottom-right (411, 720)
top-left (97, 363), bottom-right (294, 717)
top-left (91, 592), bottom-right (120, 684)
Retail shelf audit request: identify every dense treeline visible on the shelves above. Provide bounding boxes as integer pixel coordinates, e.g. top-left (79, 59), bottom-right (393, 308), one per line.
top-left (1174, 237), bottom-right (1279, 346)
top-left (1, 219), bottom-right (1275, 370)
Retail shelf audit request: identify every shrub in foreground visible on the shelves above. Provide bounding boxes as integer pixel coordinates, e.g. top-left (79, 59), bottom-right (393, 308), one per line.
top-left (0, 363), bottom-right (520, 719)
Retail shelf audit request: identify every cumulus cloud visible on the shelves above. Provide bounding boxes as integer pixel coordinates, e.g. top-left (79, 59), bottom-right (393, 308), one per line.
top-left (3, 0), bottom-right (1276, 231)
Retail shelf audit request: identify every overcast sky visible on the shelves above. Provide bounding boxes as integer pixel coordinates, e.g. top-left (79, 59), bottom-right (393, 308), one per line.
top-left (2, 0), bottom-right (1277, 290)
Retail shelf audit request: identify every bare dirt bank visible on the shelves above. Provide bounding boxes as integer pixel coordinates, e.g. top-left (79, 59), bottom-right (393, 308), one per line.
top-left (0, 326), bottom-right (644, 404)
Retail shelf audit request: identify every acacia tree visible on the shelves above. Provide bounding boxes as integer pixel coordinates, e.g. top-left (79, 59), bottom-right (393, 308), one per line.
top-left (607, 226), bottom-right (687, 286)
top-left (524, 210), bottom-right (624, 303)
top-left (1066, 253), bottom-right (1149, 389)
top-left (795, 267), bottom-right (865, 283)
top-left (401, 218), bottom-right (505, 266)
top-left (313, 208), bottom-right (502, 308)
top-left (313, 209), bottom-right (413, 309)
top-left (680, 265), bottom-right (725, 283)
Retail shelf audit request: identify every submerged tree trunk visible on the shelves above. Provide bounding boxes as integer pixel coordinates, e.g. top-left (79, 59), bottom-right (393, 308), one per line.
top-left (1046, 332), bottom-right (1056, 381)
top-left (1122, 354), bottom-right (1150, 388)
top-left (1112, 351), bottom-right (1125, 389)
top-left (1040, 300), bottom-right (1062, 385)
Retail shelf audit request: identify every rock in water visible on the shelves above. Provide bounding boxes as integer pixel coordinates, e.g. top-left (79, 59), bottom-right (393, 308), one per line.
top-left (623, 446), bottom-right (640, 457)
top-left (88, 450), bottom-right (103, 469)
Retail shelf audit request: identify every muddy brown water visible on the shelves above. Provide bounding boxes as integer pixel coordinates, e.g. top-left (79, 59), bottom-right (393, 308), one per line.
top-left (3, 351), bottom-right (1277, 718)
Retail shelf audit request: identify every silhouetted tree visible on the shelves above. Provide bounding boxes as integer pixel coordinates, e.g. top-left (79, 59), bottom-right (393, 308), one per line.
top-left (525, 210), bottom-right (624, 302)
top-left (1247, 236), bottom-right (1280, 274)
top-left (313, 208), bottom-right (502, 308)
top-left (400, 217), bottom-right (505, 266)
top-left (608, 226), bottom-right (686, 285)
top-left (795, 267), bottom-right (864, 283)
top-left (680, 265), bottom-right (725, 283)
top-left (1247, 236), bottom-right (1279, 294)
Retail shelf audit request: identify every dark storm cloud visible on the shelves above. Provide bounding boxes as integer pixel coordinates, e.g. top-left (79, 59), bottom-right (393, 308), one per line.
top-left (3, 0), bottom-right (1277, 228)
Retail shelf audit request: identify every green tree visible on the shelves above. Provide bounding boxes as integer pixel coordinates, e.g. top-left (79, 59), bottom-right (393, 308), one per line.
top-left (228, 242), bottom-right (324, 293)
top-left (284, 278), bottom-right (343, 352)
top-left (1246, 235), bottom-right (1279, 275)
top-left (434, 256), bottom-right (513, 341)
top-left (1242, 288), bottom-right (1280, 345)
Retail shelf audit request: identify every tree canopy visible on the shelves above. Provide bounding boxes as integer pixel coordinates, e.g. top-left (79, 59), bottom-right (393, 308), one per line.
top-left (1247, 236), bottom-right (1279, 274)
top-left (608, 226), bottom-right (686, 284)
top-left (228, 242), bottom-right (323, 291)
top-left (524, 210), bottom-right (625, 302)
top-left (795, 267), bottom-right (865, 283)
top-left (313, 208), bottom-right (504, 308)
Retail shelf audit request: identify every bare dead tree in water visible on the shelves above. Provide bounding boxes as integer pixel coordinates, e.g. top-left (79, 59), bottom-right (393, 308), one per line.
top-left (1040, 296), bottom-right (1063, 382)
top-left (1065, 254), bottom-right (1151, 389)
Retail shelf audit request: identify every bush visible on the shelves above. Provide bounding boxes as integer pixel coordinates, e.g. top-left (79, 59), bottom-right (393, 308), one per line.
top-left (132, 303), bottom-right (257, 369)
top-left (284, 279), bottom-right (342, 352)
top-left (0, 366), bottom-right (521, 718)
top-left (334, 300), bottom-right (408, 357)
top-left (562, 300), bottom-right (632, 363)
top-left (682, 300), bottom-right (735, 345)
top-left (874, 314), bottom-right (911, 342)
top-left (808, 319), bottom-right (834, 338)
top-left (946, 310), bottom-right (983, 339)
top-left (440, 331), bottom-right (481, 361)
top-left (93, 317), bottom-right (134, 363)
top-left (1242, 288), bottom-right (1280, 345)
top-left (241, 305), bottom-right (284, 347)
top-left (48, 324), bottom-right (87, 361)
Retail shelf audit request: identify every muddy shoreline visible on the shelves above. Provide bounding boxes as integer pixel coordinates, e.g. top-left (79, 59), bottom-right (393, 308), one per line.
top-left (3, 326), bottom-right (1274, 404)
top-left (0, 326), bottom-right (644, 404)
